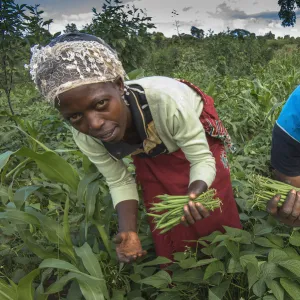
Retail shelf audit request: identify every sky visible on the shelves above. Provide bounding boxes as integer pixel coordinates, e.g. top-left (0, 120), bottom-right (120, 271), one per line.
top-left (15, 0), bottom-right (300, 38)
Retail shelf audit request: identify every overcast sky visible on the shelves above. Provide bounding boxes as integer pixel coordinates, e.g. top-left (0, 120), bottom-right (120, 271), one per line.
top-left (16, 0), bottom-right (300, 37)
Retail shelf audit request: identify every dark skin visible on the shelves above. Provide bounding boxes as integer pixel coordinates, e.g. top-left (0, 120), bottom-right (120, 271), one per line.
top-left (267, 169), bottom-right (300, 227)
top-left (56, 78), bottom-right (211, 262)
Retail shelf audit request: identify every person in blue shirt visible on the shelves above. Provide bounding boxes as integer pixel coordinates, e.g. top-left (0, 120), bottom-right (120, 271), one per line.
top-left (267, 86), bottom-right (300, 227)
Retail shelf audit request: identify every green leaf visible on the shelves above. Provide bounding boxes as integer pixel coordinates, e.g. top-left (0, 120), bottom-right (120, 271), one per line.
top-left (0, 278), bottom-right (18, 300)
top-left (247, 262), bottom-right (259, 288)
top-left (0, 210), bottom-right (40, 226)
top-left (266, 280), bottom-right (284, 300)
top-left (127, 68), bottom-right (145, 80)
top-left (17, 269), bottom-right (40, 300)
top-left (139, 271), bottom-right (172, 288)
top-left (280, 278), bottom-right (300, 299)
top-left (74, 243), bottom-right (108, 299)
top-left (278, 260), bottom-right (300, 277)
top-left (39, 259), bottom-right (101, 282)
top-left (16, 148), bottom-right (79, 191)
top-left (204, 261), bottom-right (225, 280)
top-left (63, 196), bottom-right (73, 249)
top-left (209, 280), bottom-right (231, 300)
top-left (138, 256), bottom-right (172, 268)
top-left (268, 249), bottom-right (289, 263)
top-left (254, 237), bottom-right (281, 248)
top-left (240, 254), bottom-right (258, 268)
top-left (172, 269), bottom-right (204, 284)
top-left (253, 278), bottom-right (266, 297)
top-left (227, 258), bottom-right (243, 273)
top-left (85, 180), bottom-right (99, 220)
top-left (13, 186), bottom-right (41, 210)
top-left (253, 223), bottom-right (273, 236)
top-left (289, 230), bottom-right (300, 247)
top-left (224, 240), bottom-right (239, 260)
top-left (0, 151), bottom-right (14, 172)
top-left (77, 173), bottom-right (99, 205)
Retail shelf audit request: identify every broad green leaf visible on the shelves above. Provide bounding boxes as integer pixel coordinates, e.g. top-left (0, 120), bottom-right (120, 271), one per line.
top-left (204, 261), bottom-right (225, 280)
top-left (253, 223), bottom-right (273, 236)
top-left (46, 272), bottom-right (77, 294)
top-left (16, 147), bottom-right (79, 191)
top-left (172, 269), bottom-right (204, 284)
top-left (0, 210), bottom-right (39, 226)
top-left (254, 237), bottom-right (281, 248)
top-left (227, 258), bottom-right (243, 273)
top-left (224, 240), bottom-right (239, 260)
top-left (268, 249), bottom-right (289, 263)
top-left (253, 278), bottom-right (266, 297)
top-left (266, 280), bottom-right (284, 300)
top-left (212, 244), bottom-right (228, 259)
top-left (139, 270), bottom-right (172, 288)
top-left (280, 278), bottom-right (300, 299)
top-left (289, 230), bottom-right (300, 247)
top-left (17, 269), bottom-right (40, 300)
top-left (247, 262), bottom-right (259, 288)
top-left (0, 278), bottom-right (18, 300)
top-left (138, 256), bottom-right (172, 268)
top-left (278, 260), bottom-right (300, 277)
top-left (261, 262), bottom-right (287, 281)
top-left (0, 151), bottom-right (14, 172)
top-left (156, 293), bottom-right (181, 300)
top-left (209, 280), bottom-right (231, 300)
top-left (240, 254), bottom-right (258, 268)
top-left (35, 268), bottom-right (53, 300)
top-left (13, 185), bottom-right (41, 210)
top-left (74, 243), bottom-right (109, 299)
top-left (266, 234), bottom-right (284, 248)
top-left (172, 252), bottom-right (186, 261)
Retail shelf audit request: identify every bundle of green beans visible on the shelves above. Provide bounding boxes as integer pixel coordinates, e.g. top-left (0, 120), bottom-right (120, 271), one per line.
top-left (147, 189), bottom-right (221, 234)
top-left (249, 175), bottom-right (297, 210)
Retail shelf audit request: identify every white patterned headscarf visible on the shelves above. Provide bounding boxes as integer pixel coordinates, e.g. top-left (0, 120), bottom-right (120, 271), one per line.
top-left (29, 33), bottom-right (126, 104)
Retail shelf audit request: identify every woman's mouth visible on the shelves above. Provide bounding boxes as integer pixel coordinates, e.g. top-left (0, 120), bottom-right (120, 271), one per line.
top-left (98, 127), bottom-right (117, 142)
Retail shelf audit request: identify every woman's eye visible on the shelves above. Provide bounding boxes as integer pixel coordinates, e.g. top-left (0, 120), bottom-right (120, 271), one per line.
top-left (95, 100), bottom-right (108, 109)
top-left (69, 113), bottom-right (82, 123)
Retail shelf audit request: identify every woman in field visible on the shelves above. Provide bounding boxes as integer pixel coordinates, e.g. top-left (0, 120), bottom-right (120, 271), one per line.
top-left (29, 32), bottom-right (241, 263)
top-left (267, 86), bottom-right (300, 227)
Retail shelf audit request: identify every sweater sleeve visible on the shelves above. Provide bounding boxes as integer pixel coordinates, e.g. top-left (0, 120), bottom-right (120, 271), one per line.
top-left (165, 93), bottom-right (216, 187)
top-left (72, 129), bottom-right (139, 208)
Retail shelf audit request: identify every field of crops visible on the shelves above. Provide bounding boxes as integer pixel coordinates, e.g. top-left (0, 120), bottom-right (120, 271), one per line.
top-left (2, 1), bottom-right (300, 298)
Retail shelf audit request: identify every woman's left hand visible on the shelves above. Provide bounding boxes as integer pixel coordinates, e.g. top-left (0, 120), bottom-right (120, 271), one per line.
top-left (180, 180), bottom-right (211, 227)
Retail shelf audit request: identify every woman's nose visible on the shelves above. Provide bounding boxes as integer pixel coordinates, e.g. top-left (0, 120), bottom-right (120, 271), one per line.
top-left (87, 112), bottom-right (105, 131)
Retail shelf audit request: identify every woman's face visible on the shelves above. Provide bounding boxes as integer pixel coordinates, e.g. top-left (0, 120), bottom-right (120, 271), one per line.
top-left (56, 79), bottom-right (131, 143)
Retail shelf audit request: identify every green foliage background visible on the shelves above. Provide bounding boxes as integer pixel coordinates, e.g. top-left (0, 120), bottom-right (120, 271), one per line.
top-left (1, 0), bottom-right (300, 299)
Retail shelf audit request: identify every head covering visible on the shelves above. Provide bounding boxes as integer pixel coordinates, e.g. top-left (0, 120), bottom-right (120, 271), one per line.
top-left (29, 33), bottom-right (126, 104)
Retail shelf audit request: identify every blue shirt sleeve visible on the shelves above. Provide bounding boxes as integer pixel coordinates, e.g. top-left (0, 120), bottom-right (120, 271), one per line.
top-left (277, 85), bottom-right (300, 142)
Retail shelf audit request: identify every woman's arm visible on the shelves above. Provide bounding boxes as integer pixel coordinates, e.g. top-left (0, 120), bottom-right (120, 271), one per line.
top-left (72, 129), bottom-right (146, 261)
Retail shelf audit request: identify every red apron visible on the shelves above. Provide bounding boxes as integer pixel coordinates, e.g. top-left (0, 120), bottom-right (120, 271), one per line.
top-left (132, 80), bottom-right (242, 259)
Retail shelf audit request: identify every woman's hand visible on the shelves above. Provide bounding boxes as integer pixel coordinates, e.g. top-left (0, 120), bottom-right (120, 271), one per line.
top-left (267, 190), bottom-right (300, 227)
top-left (180, 180), bottom-right (211, 227)
top-left (113, 231), bottom-right (147, 263)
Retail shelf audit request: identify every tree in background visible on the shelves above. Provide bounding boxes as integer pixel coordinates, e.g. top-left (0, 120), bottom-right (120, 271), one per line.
top-left (278, 0), bottom-right (300, 26)
top-left (83, 0), bottom-right (155, 71)
top-left (0, 0), bottom-right (54, 114)
top-left (64, 22), bottom-right (79, 33)
top-left (191, 26), bottom-right (204, 39)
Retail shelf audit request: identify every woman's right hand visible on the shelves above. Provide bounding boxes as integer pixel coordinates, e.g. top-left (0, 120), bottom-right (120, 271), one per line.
top-left (113, 231), bottom-right (147, 263)
top-left (267, 189), bottom-right (300, 227)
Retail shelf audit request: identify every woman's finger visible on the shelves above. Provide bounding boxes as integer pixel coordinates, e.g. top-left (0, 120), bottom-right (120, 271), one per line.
top-left (196, 202), bottom-right (210, 218)
top-left (278, 190), bottom-right (297, 219)
top-left (288, 191), bottom-right (300, 221)
top-left (266, 194), bottom-right (281, 216)
top-left (188, 201), bottom-right (203, 221)
top-left (180, 216), bottom-right (189, 227)
top-left (183, 204), bottom-right (195, 224)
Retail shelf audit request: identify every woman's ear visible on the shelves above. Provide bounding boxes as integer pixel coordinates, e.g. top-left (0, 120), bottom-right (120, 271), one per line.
top-left (114, 76), bottom-right (125, 95)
